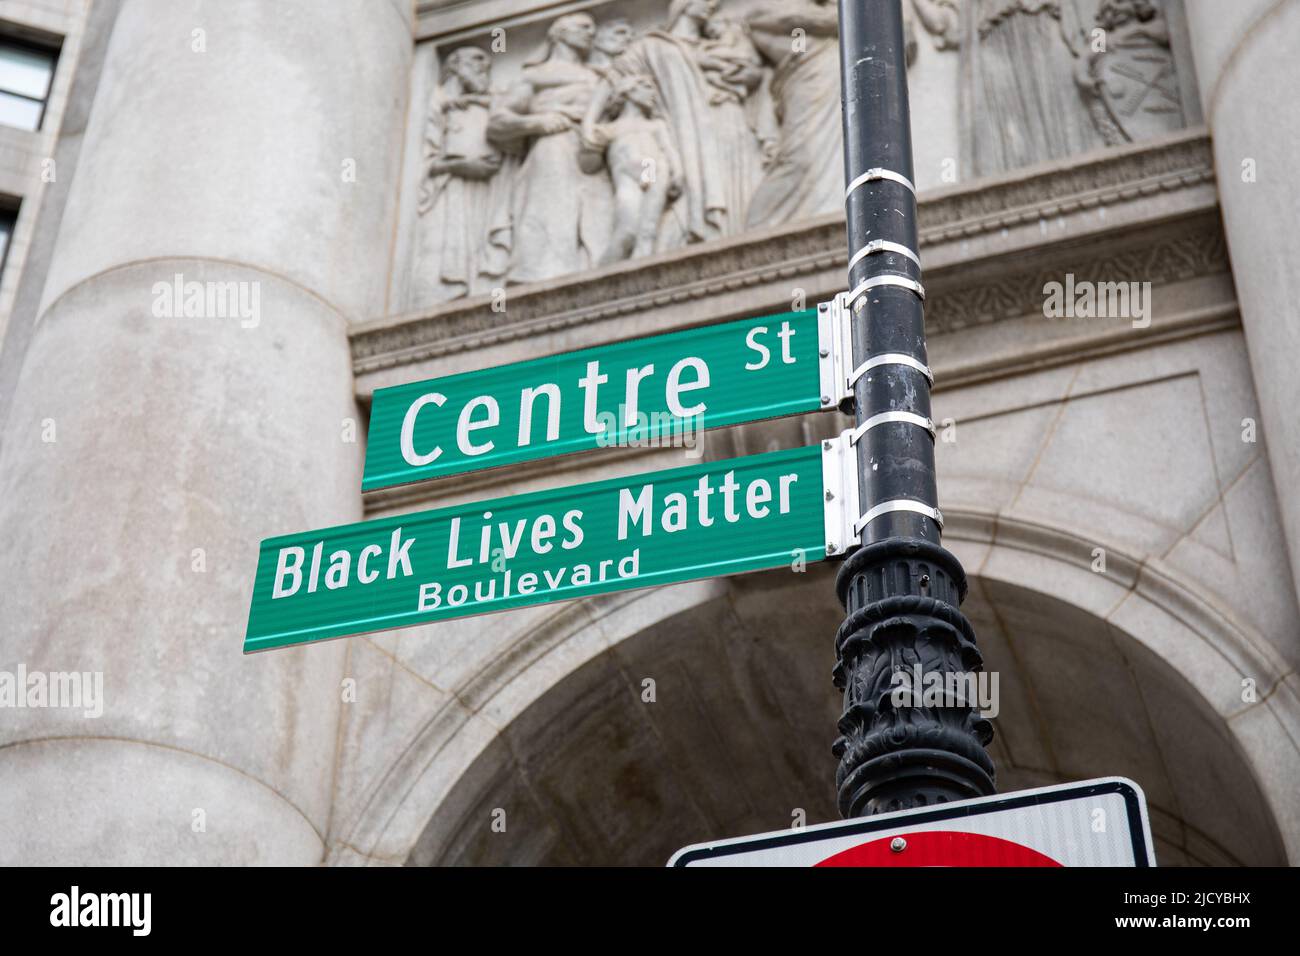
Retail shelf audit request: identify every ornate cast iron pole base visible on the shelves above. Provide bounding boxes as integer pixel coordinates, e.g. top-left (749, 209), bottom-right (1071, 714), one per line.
top-left (831, 539), bottom-right (995, 817)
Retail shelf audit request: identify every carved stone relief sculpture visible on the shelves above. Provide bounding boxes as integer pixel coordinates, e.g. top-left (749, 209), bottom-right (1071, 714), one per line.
top-left (406, 0), bottom-right (1190, 308)
top-left (580, 74), bottom-right (685, 263)
top-left (591, 0), bottom-right (765, 249)
top-left (487, 13), bottom-right (614, 284)
top-left (1083, 0), bottom-right (1185, 145)
top-left (911, 0), bottom-right (1185, 177)
top-left (409, 47), bottom-right (511, 305)
top-left (912, 0), bottom-right (1106, 176)
top-left (745, 0), bottom-right (863, 229)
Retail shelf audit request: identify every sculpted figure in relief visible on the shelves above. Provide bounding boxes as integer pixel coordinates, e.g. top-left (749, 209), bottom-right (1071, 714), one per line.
top-left (744, 0), bottom-right (843, 228)
top-left (411, 47), bottom-right (510, 305)
top-left (745, 0), bottom-right (919, 227)
top-left (590, 0), bottom-right (764, 247)
top-left (1082, 0), bottom-right (1184, 146)
top-left (911, 0), bottom-right (1109, 176)
top-left (487, 13), bottom-right (614, 284)
top-left (581, 74), bottom-right (685, 263)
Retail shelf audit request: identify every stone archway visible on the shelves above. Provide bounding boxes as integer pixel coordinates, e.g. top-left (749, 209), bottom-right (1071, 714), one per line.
top-left (397, 512), bottom-right (1294, 866)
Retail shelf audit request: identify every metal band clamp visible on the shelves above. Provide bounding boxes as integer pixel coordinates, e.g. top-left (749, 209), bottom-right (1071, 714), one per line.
top-left (848, 410), bottom-right (936, 445)
top-left (845, 167), bottom-right (917, 200)
top-left (853, 499), bottom-right (945, 535)
top-left (848, 239), bottom-right (922, 273)
top-left (848, 352), bottom-right (934, 388)
top-left (848, 275), bottom-right (926, 308)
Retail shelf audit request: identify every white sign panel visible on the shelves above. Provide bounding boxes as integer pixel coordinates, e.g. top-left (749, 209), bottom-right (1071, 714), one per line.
top-left (669, 777), bottom-right (1155, 867)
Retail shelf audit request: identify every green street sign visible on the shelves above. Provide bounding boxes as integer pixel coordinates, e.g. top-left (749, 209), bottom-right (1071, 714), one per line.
top-left (362, 309), bottom-right (830, 491)
top-left (245, 444), bottom-right (843, 653)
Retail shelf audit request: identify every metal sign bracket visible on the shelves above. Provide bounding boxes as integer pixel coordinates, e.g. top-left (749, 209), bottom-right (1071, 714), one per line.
top-left (821, 430), bottom-right (861, 557)
top-left (816, 294), bottom-right (854, 412)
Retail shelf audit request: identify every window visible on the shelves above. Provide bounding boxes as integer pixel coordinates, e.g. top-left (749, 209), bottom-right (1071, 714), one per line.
top-left (0, 36), bottom-right (58, 131)
top-left (0, 203), bottom-right (18, 282)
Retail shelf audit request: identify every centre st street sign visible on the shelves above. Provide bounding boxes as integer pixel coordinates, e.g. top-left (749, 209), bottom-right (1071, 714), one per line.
top-left (361, 308), bottom-right (835, 491)
top-left (669, 778), bottom-right (1156, 867)
top-left (245, 443), bottom-right (853, 653)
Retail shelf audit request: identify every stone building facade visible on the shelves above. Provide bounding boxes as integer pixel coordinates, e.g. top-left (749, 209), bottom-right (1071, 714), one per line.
top-left (0, 0), bottom-right (1297, 866)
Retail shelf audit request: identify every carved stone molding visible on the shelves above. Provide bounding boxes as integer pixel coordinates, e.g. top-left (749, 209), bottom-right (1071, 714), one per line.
top-left (352, 129), bottom-right (1220, 376)
top-left (925, 210), bottom-right (1230, 335)
top-left (917, 128), bottom-right (1215, 242)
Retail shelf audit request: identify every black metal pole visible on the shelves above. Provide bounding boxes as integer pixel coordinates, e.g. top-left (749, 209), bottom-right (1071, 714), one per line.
top-left (832, 0), bottom-right (995, 817)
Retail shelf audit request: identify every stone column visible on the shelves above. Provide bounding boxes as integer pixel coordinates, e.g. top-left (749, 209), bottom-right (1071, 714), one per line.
top-left (1184, 0), bottom-right (1300, 600)
top-left (0, 0), bottom-right (412, 864)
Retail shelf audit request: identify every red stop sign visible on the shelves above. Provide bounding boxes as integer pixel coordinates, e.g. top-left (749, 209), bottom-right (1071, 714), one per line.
top-left (814, 830), bottom-right (1063, 867)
